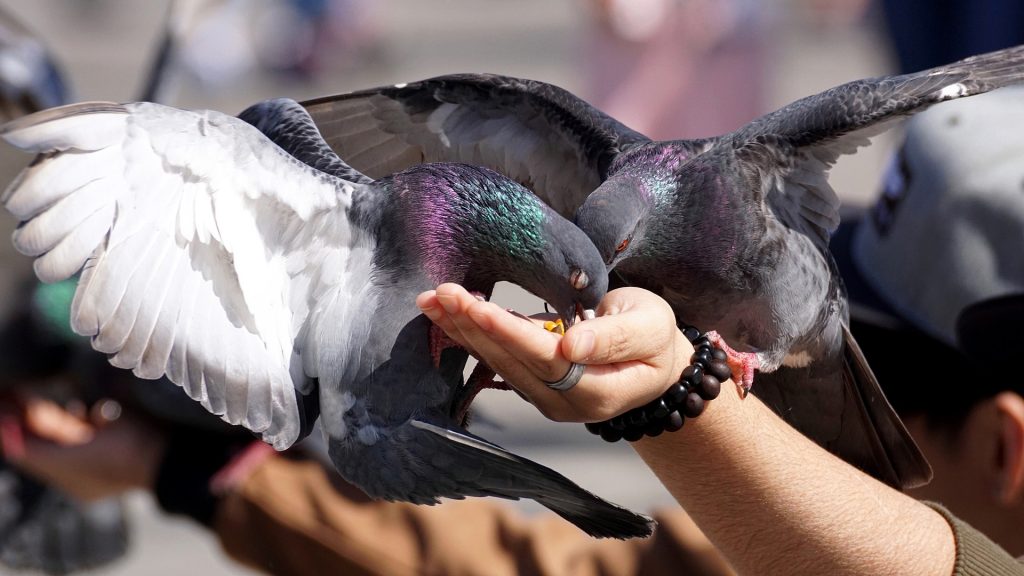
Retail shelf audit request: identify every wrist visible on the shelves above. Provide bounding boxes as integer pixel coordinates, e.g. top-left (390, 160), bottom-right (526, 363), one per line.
top-left (587, 325), bottom-right (730, 441)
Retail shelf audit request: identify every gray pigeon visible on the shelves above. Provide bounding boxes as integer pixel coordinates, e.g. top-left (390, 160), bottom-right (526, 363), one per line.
top-left (298, 45), bottom-right (1024, 489)
top-left (0, 98), bottom-right (655, 538)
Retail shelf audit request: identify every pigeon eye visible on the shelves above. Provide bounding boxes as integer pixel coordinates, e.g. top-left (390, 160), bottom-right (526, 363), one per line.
top-left (570, 269), bottom-right (589, 290)
top-left (615, 238), bottom-right (630, 253)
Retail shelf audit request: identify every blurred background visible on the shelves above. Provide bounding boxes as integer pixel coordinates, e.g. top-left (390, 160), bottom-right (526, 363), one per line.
top-left (0, 0), bottom-right (922, 573)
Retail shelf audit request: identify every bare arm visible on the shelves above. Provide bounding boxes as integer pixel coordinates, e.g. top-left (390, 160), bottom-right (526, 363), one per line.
top-left (419, 284), bottom-right (955, 576)
top-left (634, 384), bottom-right (954, 576)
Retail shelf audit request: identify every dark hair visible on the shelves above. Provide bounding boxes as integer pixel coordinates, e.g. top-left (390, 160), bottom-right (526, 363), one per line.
top-left (850, 318), bottom-right (988, 439)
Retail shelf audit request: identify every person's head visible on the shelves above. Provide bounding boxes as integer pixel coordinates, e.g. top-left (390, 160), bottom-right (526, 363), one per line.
top-left (832, 87), bottom-right (1024, 554)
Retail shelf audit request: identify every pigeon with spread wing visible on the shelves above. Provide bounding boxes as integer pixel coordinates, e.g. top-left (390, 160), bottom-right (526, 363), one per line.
top-left (299, 45), bottom-right (1024, 489)
top-left (0, 98), bottom-right (653, 539)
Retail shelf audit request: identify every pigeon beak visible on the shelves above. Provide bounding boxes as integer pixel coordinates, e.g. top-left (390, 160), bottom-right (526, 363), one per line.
top-left (560, 303), bottom-right (596, 328)
top-left (563, 302), bottom-right (596, 328)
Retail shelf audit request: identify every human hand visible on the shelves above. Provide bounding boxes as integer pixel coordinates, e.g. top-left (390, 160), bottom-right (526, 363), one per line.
top-left (416, 284), bottom-right (693, 422)
top-left (0, 393), bottom-right (165, 502)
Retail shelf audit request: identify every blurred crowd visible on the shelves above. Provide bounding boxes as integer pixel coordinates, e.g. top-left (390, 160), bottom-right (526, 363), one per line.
top-left (0, 0), bottom-right (1023, 575)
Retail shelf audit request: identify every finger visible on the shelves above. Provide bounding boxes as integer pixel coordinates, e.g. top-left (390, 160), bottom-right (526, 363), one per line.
top-left (463, 299), bottom-right (566, 382)
top-left (22, 396), bottom-right (94, 445)
top-left (434, 285), bottom-right (577, 410)
top-left (433, 285), bottom-right (540, 380)
top-left (417, 289), bottom-right (476, 354)
top-left (562, 360), bottom-right (674, 419)
top-left (450, 297), bottom-right (580, 416)
top-left (419, 290), bottom-right (549, 335)
top-left (417, 290), bottom-right (458, 336)
top-left (459, 300), bottom-right (667, 419)
top-left (562, 289), bottom-right (676, 365)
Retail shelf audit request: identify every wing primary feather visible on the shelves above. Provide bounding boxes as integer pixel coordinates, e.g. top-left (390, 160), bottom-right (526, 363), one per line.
top-left (89, 230), bottom-right (163, 352)
top-left (108, 236), bottom-right (175, 370)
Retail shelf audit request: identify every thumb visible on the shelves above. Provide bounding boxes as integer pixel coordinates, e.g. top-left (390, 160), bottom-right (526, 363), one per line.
top-left (561, 292), bottom-right (676, 365)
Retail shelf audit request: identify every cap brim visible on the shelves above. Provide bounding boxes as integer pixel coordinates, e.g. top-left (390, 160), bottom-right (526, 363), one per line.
top-left (956, 294), bottom-right (1024, 365)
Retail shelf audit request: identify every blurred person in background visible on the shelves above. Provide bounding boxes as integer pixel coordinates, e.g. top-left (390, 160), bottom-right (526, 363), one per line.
top-left (580, 0), bottom-right (873, 141)
top-left (880, 0), bottom-right (1024, 73)
top-left (581, 0), bottom-right (767, 140)
top-left (9, 88), bottom-right (1024, 575)
top-left (832, 87), bottom-right (1024, 557)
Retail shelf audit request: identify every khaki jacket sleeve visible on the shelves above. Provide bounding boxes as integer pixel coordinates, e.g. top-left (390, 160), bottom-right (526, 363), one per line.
top-left (926, 503), bottom-right (1024, 576)
top-left (213, 455), bottom-right (734, 576)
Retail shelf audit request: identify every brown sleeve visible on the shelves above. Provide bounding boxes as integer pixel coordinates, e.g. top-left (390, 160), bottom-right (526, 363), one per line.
top-left (213, 454), bottom-right (734, 576)
top-left (926, 503), bottom-right (1024, 576)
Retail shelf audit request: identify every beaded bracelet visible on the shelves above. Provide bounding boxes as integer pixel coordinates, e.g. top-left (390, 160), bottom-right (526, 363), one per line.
top-left (585, 325), bottom-right (730, 442)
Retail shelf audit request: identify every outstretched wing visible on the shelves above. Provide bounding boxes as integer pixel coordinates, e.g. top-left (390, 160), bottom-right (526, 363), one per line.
top-left (732, 44), bottom-right (1024, 243)
top-left (238, 97), bottom-right (375, 185)
top-left (302, 73), bottom-right (650, 217)
top-left (1, 101), bottom-right (369, 449)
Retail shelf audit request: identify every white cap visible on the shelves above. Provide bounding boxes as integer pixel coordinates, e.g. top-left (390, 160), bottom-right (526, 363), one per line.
top-left (851, 87), bottom-right (1024, 345)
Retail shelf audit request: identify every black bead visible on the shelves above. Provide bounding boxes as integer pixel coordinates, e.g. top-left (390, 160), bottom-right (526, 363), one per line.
top-left (683, 393), bottom-right (705, 418)
top-left (647, 398), bottom-right (671, 420)
top-left (622, 427), bottom-right (645, 442)
top-left (664, 411), bottom-right (684, 432)
top-left (585, 422), bottom-right (603, 435)
top-left (681, 364), bottom-right (704, 387)
top-left (665, 383), bottom-right (687, 407)
top-left (690, 349), bottom-right (713, 367)
top-left (609, 416), bottom-right (627, 431)
top-left (708, 360), bottom-right (732, 382)
top-left (627, 409), bottom-right (649, 428)
top-left (644, 419), bottom-right (665, 438)
top-left (699, 374), bottom-right (721, 400)
top-left (693, 336), bottom-right (711, 350)
top-left (599, 425), bottom-right (623, 443)
top-left (682, 326), bottom-right (701, 342)
top-left (711, 348), bottom-right (728, 362)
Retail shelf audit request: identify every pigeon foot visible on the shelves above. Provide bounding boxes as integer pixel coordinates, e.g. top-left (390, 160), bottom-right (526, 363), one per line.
top-left (428, 290), bottom-right (490, 368)
top-left (429, 324), bottom-right (460, 369)
top-left (453, 362), bottom-right (510, 426)
top-left (706, 331), bottom-right (758, 394)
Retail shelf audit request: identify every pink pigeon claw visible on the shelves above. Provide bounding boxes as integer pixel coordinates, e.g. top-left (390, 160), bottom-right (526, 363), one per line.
top-left (706, 331), bottom-right (759, 394)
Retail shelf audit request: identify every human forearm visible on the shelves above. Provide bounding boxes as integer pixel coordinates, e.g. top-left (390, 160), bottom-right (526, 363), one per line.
top-left (417, 285), bottom-right (957, 575)
top-left (633, 381), bottom-right (955, 576)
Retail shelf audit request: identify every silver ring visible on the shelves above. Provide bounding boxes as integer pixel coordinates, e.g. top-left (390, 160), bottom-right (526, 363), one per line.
top-left (543, 362), bottom-right (585, 391)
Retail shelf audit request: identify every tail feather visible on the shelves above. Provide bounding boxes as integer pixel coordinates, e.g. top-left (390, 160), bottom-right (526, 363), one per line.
top-left (412, 420), bottom-right (655, 539)
top-left (752, 326), bottom-right (932, 489)
top-left (839, 326), bottom-right (933, 488)
top-left (338, 419), bottom-right (654, 539)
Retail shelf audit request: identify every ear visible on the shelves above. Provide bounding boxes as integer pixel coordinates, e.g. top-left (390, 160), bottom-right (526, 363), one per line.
top-left (993, 392), bottom-right (1024, 505)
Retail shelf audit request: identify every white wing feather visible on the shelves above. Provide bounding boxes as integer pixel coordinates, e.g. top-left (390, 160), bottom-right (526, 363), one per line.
top-left (1, 101), bottom-right (363, 449)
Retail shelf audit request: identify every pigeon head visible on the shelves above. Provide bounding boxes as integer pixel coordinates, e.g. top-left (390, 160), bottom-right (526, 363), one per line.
top-left (396, 163), bottom-right (607, 325)
top-left (574, 176), bottom-right (653, 271)
top-left (535, 215), bottom-right (608, 326)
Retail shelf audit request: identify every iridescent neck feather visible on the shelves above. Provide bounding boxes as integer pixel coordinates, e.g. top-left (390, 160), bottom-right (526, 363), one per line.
top-left (396, 164), bottom-right (547, 285)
